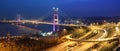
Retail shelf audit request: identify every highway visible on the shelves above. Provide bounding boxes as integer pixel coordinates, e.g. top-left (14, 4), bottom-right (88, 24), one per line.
top-left (72, 28), bottom-right (108, 51)
top-left (45, 26), bottom-right (94, 51)
top-left (46, 25), bottom-right (119, 51)
top-left (72, 24), bottom-right (119, 51)
top-left (45, 25), bottom-right (104, 51)
top-left (45, 24), bottom-right (118, 51)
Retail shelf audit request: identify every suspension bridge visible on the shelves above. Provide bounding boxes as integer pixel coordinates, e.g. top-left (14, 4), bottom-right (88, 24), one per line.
top-left (0, 7), bottom-right (84, 32)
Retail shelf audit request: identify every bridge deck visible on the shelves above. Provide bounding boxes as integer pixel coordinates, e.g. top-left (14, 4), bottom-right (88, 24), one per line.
top-left (0, 20), bottom-right (83, 26)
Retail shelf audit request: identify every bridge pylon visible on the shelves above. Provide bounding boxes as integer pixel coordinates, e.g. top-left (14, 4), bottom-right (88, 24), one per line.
top-left (17, 14), bottom-right (21, 22)
top-left (53, 7), bottom-right (59, 32)
top-left (16, 14), bottom-right (21, 24)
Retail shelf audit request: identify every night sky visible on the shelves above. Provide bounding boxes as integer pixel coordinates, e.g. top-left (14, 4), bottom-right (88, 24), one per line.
top-left (0, 0), bottom-right (120, 19)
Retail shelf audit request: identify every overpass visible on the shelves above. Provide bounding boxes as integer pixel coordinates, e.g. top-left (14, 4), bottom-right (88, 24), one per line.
top-left (82, 37), bottom-right (118, 42)
top-left (65, 27), bottom-right (118, 42)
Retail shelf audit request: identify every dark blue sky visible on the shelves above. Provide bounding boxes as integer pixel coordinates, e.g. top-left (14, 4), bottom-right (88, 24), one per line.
top-left (0, 0), bottom-right (120, 19)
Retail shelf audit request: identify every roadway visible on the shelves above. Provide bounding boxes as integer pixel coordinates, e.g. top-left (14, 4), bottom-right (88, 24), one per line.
top-left (72, 28), bottom-right (108, 51)
top-left (71, 24), bottom-right (119, 51)
top-left (45, 25), bottom-right (117, 51)
top-left (0, 20), bottom-right (82, 27)
top-left (45, 24), bottom-right (118, 51)
top-left (45, 25), bottom-right (104, 51)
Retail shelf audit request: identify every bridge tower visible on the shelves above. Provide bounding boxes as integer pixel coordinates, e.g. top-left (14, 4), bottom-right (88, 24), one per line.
top-left (16, 14), bottom-right (21, 24)
top-left (17, 14), bottom-right (21, 22)
top-left (53, 7), bottom-right (59, 32)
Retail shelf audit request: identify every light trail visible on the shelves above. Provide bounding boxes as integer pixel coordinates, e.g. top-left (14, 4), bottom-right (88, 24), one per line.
top-left (0, 20), bottom-right (82, 27)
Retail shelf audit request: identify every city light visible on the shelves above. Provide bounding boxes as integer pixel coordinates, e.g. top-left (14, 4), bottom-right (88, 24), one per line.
top-left (0, 0), bottom-right (120, 51)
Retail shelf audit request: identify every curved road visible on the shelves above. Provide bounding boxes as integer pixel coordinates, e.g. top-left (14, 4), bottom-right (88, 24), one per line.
top-left (45, 26), bottom-right (104, 51)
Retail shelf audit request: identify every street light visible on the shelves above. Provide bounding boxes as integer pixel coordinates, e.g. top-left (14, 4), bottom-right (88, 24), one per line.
top-left (63, 28), bottom-right (67, 35)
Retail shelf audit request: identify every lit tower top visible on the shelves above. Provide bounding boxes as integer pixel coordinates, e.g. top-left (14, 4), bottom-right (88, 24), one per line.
top-left (53, 7), bottom-right (59, 24)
